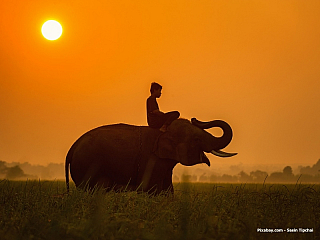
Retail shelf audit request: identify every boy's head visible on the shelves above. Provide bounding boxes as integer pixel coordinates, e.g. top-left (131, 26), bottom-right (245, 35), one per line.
top-left (150, 82), bottom-right (162, 96)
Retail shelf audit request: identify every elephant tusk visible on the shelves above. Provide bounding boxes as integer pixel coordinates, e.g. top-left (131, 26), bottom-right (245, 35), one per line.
top-left (211, 150), bottom-right (238, 158)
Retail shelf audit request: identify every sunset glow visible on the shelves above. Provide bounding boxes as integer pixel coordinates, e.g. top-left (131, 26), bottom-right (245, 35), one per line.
top-left (0, 0), bottom-right (320, 173)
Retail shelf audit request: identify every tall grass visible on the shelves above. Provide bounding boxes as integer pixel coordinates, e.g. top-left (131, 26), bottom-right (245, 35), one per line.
top-left (0, 180), bottom-right (319, 239)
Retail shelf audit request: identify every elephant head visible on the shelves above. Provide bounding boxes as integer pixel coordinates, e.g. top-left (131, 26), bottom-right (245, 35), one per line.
top-left (154, 118), bottom-right (237, 166)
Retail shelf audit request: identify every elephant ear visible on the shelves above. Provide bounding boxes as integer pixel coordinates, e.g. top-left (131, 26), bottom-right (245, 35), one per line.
top-left (153, 132), bottom-right (178, 160)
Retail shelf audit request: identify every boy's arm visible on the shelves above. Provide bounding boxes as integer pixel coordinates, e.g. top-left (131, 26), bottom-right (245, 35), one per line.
top-left (147, 96), bottom-right (164, 115)
top-left (152, 109), bottom-right (165, 116)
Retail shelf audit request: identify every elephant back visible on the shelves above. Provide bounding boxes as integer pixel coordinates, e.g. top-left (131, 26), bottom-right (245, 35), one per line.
top-left (69, 124), bottom-right (159, 187)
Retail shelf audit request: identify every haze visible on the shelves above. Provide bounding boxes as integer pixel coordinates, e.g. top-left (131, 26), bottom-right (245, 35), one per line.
top-left (1, 1), bottom-right (319, 173)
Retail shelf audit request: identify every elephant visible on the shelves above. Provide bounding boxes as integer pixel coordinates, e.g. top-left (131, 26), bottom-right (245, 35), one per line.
top-left (65, 118), bottom-right (237, 194)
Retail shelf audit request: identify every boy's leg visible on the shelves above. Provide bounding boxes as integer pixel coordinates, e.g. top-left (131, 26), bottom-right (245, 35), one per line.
top-left (163, 111), bottom-right (180, 126)
top-left (160, 111), bottom-right (180, 131)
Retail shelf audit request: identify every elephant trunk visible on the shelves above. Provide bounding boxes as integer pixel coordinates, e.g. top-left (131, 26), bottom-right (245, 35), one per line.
top-left (191, 118), bottom-right (237, 158)
top-left (211, 120), bottom-right (233, 150)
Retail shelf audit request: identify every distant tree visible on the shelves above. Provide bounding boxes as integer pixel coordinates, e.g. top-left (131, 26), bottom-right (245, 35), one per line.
top-left (0, 161), bottom-right (8, 175)
top-left (190, 175), bottom-right (198, 182)
top-left (283, 166), bottom-right (293, 176)
top-left (300, 174), bottom-right (315, 183)
top-left (220, 174), bottom-right (236, 183)
top-left (314, 159), bottom-right (320, 168)
top-left (300, 166), bottom-right (313, 174)
top-left (209, 174), bottom-right (218, 182)
top-left (300, 159), bottom-right (320, 176)
top-left (6, 166), bottom-right (26, 179)
top-left (181, 174), bottom-right (198, 182)
top-left (199, 173), bottom-right (208, 182)
top-left (268, 166), bottom-right (296, 183)
top-left (250, 170), bottom-right (268, 182)
top-left (283, 166), bottom-right (296, 182)
top-left (238, 171), bottom-right (252, 182)
top-left (181, 174), bottom-right (189, 182)
top-left (173, 175), bottom-right (179, 182)
top-left (268, 172), bottom-right (283, 183)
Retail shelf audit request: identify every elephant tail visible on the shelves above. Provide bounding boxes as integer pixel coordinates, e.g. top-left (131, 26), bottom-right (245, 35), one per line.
top-left (65, 143), bottom-right (75, 193)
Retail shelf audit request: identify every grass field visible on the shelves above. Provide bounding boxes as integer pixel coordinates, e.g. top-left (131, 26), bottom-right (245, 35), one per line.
top-left (0, 180), bottom-right (319, 240)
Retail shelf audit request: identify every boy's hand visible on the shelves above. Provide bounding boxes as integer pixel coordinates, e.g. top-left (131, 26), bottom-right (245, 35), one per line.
top-left (152, 110), bottom-right (165, 116)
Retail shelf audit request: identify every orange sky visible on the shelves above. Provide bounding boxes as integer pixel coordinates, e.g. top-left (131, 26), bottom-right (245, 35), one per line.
top-left (1, 1), bottom-right (320, 170)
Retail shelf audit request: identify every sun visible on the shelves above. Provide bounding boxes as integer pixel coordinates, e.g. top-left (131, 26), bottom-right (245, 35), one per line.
top-left (41, 20), bottom-right (62, 40)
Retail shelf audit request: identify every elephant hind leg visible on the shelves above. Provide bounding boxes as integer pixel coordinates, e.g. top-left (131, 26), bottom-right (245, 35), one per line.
top-left (92, 176), bottom-right (114, 191)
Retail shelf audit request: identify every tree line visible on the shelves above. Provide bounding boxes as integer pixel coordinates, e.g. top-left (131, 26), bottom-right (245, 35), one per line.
top-left (174, 159), bottom-right (320, 183)
top-left (1, 159), bottom-right (320, 183)
top-left (0, 161), bottom-right (64, 180)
